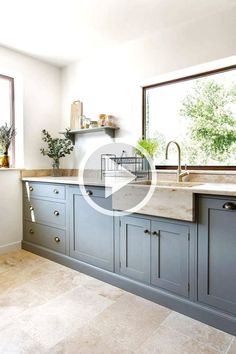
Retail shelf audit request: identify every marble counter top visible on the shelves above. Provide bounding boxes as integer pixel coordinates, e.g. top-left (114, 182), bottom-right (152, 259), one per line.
top-left (22, 176), bottom-right (236, 222)
top-left (21, 176), bottom-right (236, 197)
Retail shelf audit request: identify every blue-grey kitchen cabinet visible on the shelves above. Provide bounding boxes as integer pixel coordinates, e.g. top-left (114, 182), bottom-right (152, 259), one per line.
top-left (69, 186), bottom-right (114, 271)
top-left (23, 182), bottom-right (67, 255)
top-left (119, 215), bottom-right (190, 297)
top-left (119, 216), bottom-right (151, 283)
top-left (198, 196), bottom-right (236, 315)
top-left (151, 220), bottom-right (189, 297)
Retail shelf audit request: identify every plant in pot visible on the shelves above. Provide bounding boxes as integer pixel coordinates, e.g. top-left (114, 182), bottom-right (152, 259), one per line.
top-left (0, 123), bottom-right (16, 168)
top-left (135, 137), bottom-right (159, 170)
top-left (40, 129), bottom-right (74, 176)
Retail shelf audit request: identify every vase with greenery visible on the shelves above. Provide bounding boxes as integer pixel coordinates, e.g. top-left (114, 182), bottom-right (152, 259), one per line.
top-left (40, 129), bottom-right (74, 176)
top-left (0, 123), bottom-right (16, 168)
top-left (135, 137), bottom-right (159, 171)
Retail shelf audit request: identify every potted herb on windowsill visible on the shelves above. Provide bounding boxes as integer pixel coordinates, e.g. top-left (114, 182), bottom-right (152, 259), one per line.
top-left (0, 123), bottom-right (16, 168)
top-left (40, 129), bottom-right (74, 176)
top-left (135, 138), bottom-right (159, 170)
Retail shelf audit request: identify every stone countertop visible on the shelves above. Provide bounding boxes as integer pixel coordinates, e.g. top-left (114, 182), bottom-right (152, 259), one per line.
top-left (22, 176), bottom-right (236, 197)
top-left (22, 176), bottom-right (236, 222)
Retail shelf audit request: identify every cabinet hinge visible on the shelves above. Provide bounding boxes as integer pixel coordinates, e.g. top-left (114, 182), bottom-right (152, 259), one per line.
top-left (188, 283), bottom-right (190, 292)
top-left (188, 233), bottom-right (190, 241)
top-left (119, 220), bottom-right (121, 227)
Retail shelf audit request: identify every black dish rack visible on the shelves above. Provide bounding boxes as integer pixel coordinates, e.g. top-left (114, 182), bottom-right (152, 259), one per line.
top-left (101, 154), bottom-right (150, 179)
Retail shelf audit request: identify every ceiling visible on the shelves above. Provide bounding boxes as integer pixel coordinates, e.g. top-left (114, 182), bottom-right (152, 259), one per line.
top-left (0, 0), bottom-right (235, 67)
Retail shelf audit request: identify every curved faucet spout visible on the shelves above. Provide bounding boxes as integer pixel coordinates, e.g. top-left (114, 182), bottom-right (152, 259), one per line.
top-left (165, 141), bottom-right (189, 182)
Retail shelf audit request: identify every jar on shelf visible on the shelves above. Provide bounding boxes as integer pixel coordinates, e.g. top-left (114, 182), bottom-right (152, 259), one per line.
top-left (98, 114), bottom-right (106, 127)
top-left (79, 115), bottom-right (90, 129)
top-left (90, 120), bottom-right (98, 128)
top-left (105, 115), bottom-right (114, 127)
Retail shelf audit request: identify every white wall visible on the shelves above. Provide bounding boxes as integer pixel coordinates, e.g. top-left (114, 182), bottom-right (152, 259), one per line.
top-left (0, 47), bottom-right (61, 253)
top-left (61, 7), bottom-right (236, 169)
top-left (0, 46), bottom-right (61, 169)
top-left (0, 170), bottom-right (22, 254)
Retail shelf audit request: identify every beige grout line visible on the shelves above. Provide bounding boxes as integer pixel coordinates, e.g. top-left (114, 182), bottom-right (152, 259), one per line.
top-left (225, 337), bottom-right (234, 354)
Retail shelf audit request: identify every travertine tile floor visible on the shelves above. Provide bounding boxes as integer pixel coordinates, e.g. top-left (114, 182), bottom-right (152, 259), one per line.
top-left (0, 250), bottom-right (235, 354)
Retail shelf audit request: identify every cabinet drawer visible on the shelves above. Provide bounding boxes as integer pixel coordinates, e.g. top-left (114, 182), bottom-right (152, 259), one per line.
top-left (24, 182), bottom-right (65, 200)
top-left (24, 198), bottom-right (66, 227)
top-left (69, 185), bottom-right (106, 198)
top-left (24, 221), bottom-right (66, 254)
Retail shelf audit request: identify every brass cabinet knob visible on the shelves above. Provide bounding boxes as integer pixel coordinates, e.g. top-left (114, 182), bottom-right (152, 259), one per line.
top-left (54, 210), bottom-right (60, 216)
top-left (144, 229), bottom-right (150, 234)
top-left (29, 206), bottom-right (34, 211)
top-left (29, 229), bottom-right (34, 234)
top-left (86, 190), bottom-right (93, 196)
top-left (152, 231), bottom-right (160, 236)
top-left (54, 236), bottom-right (60, 243)
top-left (53, 189), bottom-right (59, 194)
top-left (29, 186), bottom-right (34, 192)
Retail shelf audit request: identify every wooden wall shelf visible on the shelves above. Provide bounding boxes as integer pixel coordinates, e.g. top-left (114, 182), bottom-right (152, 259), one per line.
top-left (60, 127), bottom-right (119, 144)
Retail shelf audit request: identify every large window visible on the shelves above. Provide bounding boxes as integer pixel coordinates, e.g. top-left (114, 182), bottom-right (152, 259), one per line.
top-left (143, 66), bottom-right (236, 169)
top-left (0, 74), bottom-right (15, 161)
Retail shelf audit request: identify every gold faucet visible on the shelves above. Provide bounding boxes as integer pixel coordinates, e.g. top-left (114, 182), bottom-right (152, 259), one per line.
top-left (165, 141), bottom-right (189, 182)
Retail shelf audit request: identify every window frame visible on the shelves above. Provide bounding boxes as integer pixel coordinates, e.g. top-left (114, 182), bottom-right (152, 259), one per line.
top-left (0, 74), bottom-right (15, 166)
top-left (142, 64), bottom-right (236, 170)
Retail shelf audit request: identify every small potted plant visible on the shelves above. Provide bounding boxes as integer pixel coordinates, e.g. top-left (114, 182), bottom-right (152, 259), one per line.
top-left (0, 123), bottom-right (16, 168)
top-left (40, 129), bottom-right (74, 176)
top-left (135, 137), bottom-right (159, 170)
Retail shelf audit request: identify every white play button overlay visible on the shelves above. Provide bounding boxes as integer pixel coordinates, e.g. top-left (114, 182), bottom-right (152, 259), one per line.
top-left (104, 157), bottom-right (137, 198)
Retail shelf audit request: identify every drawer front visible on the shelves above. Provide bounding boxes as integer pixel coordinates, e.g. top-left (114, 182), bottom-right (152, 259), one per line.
top-left (24, 182), bottom-right (65, 200)
top-left (69, 185), bottom-right (106, 198)
top-left (24, 198), bottom-right (66, 227)
top-left (24, 221), bottom-right (66, 254)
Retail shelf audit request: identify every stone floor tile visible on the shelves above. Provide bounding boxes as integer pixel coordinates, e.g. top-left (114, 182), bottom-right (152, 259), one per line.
top-left (163, 312), bottom-right (233, 353)
top-left (0, 324), bottom-right (47, 354)
top-left (15, 286), bottom-right (114, 349)
top-left (136, 325), bottom-right (220, 354)
top-left (0, 284), bottom-right (46, 330)
top-left (82, 276), bottom-right (125, 301)
top-left (82, 292), bottom-right (171, 352)
top-left (49, 324), bottom-right (118, 354)
top-left (23, 267), bottom-right (90, 300)
top-left (0, 250), bottom-right (233, 354)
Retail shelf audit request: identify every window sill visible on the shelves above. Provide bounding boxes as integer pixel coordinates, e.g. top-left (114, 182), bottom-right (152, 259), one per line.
top-left (0, 168), bottom-right (24, 171)
top-left (155, 169), bottom-right (236, 175)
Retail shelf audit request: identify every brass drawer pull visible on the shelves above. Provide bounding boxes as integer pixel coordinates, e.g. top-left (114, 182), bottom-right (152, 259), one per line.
top-left (152, 231), bottom-right (160, 236)
top-left (29, 206), bottom-right (34, 211)
top-left (29, 186), bottom-right (34, 192)
top-left (29, 229), bottom-right (34, 234)
top-left (54, 237), bottom-right (60, 243)
top-left (53, 189), bottom-right (59, 194)
top-left (222, 202), bottom-right (236, 210)
top-left (54, 210), bottom-right (60, 216)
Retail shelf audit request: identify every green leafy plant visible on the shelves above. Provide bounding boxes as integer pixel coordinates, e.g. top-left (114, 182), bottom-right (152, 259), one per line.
top-left (180, 80), bottom-right (236, 162)
top-left (40, 129), bottom-right (74, 168)
top-left (135, 138), bottom-right (159, 158)
top-left (0, 123), bottom-right (16, 155)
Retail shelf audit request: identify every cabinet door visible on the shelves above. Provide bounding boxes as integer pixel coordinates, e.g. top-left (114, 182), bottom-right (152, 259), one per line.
top-left (198, 197), bottom-right (236, 315)
top-left (151, 220), bottom-right (189, 297)
top-left (69, 188), bottom-right (114, 271)
top-left (119, 216), bottom-right (150, 283)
